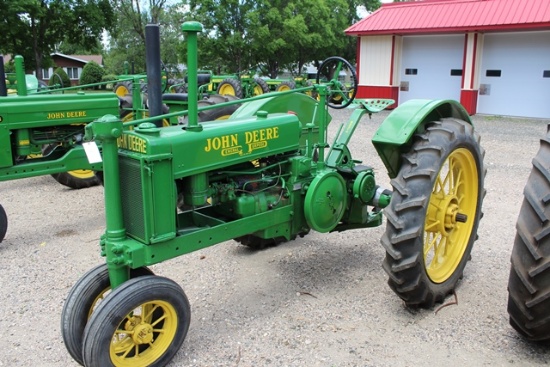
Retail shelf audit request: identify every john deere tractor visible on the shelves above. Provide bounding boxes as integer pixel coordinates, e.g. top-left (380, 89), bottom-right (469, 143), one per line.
top-left (59, 21), bottom-right (486, 367)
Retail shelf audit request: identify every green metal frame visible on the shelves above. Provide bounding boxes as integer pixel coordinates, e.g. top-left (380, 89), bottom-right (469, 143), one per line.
top-left (372, 99), bottom-right (472, 178)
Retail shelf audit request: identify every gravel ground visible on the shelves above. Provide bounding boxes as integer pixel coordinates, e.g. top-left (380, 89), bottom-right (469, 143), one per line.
top-left (1, 106), bottom-right (549, 367)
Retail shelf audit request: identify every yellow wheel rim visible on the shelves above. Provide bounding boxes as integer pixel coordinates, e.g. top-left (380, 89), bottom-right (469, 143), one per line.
top-left (253, 85), bottom-right (264, 96)
top-left (277, 85), bottom-right (291, 92)
top-left (115, 85), bottom-right (130, 97)
top-left (218, 84), bottom-right (236, 96)
top-left (424, 148), bottom-right (478, 283)
top-left (67, 170), bottom-right (96, 179)
top-left (88, 288), bottom-right (110, 319)
top-left (110, 300), bottom-right (178, 367)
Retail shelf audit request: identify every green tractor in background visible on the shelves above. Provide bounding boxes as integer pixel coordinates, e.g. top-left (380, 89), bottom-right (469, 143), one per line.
top-left (0, 57), bottom-right (122, 186)
top-left (58, 22), bottom-right (486, 367)
top-left (0, 52), bottom-right (219, 243)
top-left (215, 72), bottom-right (270, 98)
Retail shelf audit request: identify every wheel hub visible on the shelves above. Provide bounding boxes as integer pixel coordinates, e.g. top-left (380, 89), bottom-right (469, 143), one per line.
top-left (132, 323), bottom-right (154, 344)
top-left (427, 194), bottom-right (467, 236)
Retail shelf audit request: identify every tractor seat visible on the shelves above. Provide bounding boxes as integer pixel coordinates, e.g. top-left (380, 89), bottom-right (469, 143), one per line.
top-left (355, 99), bottom-right (395, 114)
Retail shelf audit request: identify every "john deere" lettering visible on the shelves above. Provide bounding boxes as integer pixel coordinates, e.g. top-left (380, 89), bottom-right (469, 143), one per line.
top-left (46, 110), bottom-right (87, 119)
top-left (204, 127), bottom-right (279, 155)
top-left (118, 134), bottom-right (147, 153)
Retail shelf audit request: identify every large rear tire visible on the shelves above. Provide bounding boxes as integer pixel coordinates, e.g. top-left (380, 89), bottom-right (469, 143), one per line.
top-left (185, 94), bottom-right (241, 123)
top-left (507, 128), bottom-right (550, 341)
top-left (275, 80), bottom-right (295, 92)
top-left (253, 77), bottom-right (270, 95)
top-left (0, 204), bottom-right (7, 243)
top-left (382, 118), bottom-right (486, 308)
top-left (217, 78), bottom-right (243, 98)
top-left (113, 81), bottom-right (133, 97)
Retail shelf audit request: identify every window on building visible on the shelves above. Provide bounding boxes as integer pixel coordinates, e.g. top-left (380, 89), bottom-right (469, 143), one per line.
top-left (66, 67), bottom-right (79, 79)
top-left (42, 68), bottom-right (50, 79)
top-left (486, 70), bottom-right (501, 77)
top-left (450, 69), bottom-right (463, 76)
top-left (405, 68), bottom-right (418, 75)
top-left (543, 70), bottom-right (550, 78)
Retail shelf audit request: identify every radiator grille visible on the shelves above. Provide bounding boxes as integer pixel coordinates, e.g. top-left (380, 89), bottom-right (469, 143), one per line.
top-left (119, 156), bottom-right (146, 242)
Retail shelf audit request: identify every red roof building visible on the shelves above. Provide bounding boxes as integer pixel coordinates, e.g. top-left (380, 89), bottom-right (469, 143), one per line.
top-left (345, 0), bottom-right (550, 117)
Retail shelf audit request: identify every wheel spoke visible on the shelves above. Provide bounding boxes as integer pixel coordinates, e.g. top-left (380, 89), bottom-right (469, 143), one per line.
top-left (151, 315), bottom-right (167, 328)
top-left (424, 219), bottom-right (440, 232)
top-left (424, 232), bottom-right (438, 258)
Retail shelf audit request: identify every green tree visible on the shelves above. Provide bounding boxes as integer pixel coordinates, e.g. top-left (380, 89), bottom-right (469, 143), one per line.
top-left (80, 61), bottom-right (105, 87)
top-left (183, 0), bottom-right (380, 77)
top-left (183, 0), bottom-right (255, 74)
top-left (0, 0), bottom-right (115, 80)
top-left (104, 1), bottom-right (184, 76)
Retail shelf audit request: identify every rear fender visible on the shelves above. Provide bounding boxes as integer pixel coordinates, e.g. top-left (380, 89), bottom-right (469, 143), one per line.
top-left (372, 99), bottom-right (471, 178)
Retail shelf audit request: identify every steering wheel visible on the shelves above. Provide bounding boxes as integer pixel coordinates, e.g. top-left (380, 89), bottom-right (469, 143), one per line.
top-left (316, 56), bottom-right (358, 109)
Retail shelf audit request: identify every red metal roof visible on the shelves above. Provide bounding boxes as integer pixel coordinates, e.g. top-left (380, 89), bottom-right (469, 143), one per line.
top-left (345, 0), bottom-right (550, 36)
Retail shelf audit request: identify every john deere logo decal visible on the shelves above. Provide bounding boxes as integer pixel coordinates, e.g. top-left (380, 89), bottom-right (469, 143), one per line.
top-left (204, 127), bottom-right (279, 156)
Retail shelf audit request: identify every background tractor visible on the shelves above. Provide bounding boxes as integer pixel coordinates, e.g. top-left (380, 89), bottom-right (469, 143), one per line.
top-left (507, 126), bottom-right (550, 341)
top-left (59, 22), bottom-right (486, 367)
top-left (0, 51), bottom-right (218, 243)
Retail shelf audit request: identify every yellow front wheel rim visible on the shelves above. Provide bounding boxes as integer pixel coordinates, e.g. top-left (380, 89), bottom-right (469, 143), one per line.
top-left (67, 170), bottom-right (96, 179)
top-left (110, 300), bottom-right (178, 366)
top-left (424, 148), bottom-right (478, 283)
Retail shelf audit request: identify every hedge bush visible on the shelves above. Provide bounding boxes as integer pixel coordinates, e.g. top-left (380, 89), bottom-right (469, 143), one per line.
top-left (49, 67), bottom-right (70, 88)
top-left (80, 61), bottom-right (105, 89)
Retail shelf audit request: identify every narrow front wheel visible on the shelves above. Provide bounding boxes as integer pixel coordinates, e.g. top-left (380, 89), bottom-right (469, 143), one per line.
top-left (61, 264), bottom-right (154, 365)
top-left (0, 204), bottom-right (7, 242)
top-left (82, 276), bottom-right (191, 367)
top-left (51, 170), bottom-right (100, 189)
top-left (382, 118), bottom-right (486, 308)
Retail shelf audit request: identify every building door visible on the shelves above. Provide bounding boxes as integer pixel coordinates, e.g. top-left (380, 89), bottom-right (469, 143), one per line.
top-left (477, 31), bottom-right (550, 118)
top-left (399, 35), bottom-right (464, 104)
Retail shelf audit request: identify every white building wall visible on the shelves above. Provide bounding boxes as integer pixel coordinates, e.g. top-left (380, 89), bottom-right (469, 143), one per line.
top-left (359, 35), bottom-right (394, 86)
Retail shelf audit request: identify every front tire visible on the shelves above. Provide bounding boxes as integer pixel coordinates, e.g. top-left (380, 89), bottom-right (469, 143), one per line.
top-left (507, 128), bottom-right (550, 341)
top-left (82, 276), bottom-right (191, 367)
top-left (382, 118), bottom-right (486, 308)
top-left (0, 204), bottom-right (7, 242)
top-left (51, 170), bottom-right (100, 189)
top-left (61, 264), bottom-right (154, 365)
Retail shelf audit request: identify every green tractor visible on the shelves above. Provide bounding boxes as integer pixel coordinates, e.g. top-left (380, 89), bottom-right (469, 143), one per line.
top-left (0, 50), bottom-right (197, 243)
top-left (59, 22), bottom-right (486, 367)
top-left (507, 126), bottom-right (550, 341)
top-left (215, 72), bottom-right (270, 99)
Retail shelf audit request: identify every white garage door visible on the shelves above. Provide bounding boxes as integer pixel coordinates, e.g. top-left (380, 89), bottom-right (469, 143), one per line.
top-left (399, 35), bottom-right (464, 103)
top-left (477, 31), bottom-right (550, 118)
